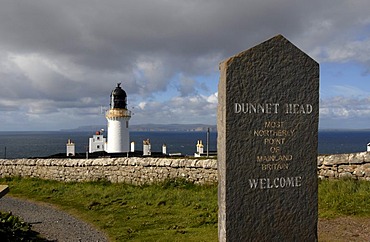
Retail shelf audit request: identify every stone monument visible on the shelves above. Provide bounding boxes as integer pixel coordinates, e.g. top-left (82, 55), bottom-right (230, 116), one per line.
top-left (218, 35), bottom-right (319, 241)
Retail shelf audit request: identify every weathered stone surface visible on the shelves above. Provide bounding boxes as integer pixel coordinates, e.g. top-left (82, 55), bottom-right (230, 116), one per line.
top-left (353, 167), bottom-right (365, 177)
top-left (363, 152), bottom-right (370, 161)
top-left (218, 35), bottom-right (319, 241)
top-left (317, 156), bottom-right (324, 166)
top-left (0, 157), bottom-right (218, 185)
top-left (338, 172), bottom-right (352, 179)
top-left (323, 154), bottom-right (349, 165)
top-left (349, 152), bottom-right (366, 164)
top-left (322, 169), bottom-right (336, 178)
top-left (318, 153), bottom-right (370, 179)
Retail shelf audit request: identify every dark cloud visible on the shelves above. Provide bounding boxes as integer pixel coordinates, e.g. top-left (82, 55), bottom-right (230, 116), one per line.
top-left (0, 0), bottom-right (370, 130)
top-left (177, 76), bottom-right (196, 97)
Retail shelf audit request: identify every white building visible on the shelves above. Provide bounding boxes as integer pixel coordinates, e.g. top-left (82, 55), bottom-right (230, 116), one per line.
top-left (194, 140), bottom-right (204, 157)
top-left (89, 130), bottom-right (106, 153)
top-left (194, 139), bottom-right (216, 158)
top-left (143, 139), bottom-right (151, 156)
top-left (196, 140), bottom-right (204, 154)
top-left (162, 144), bottom-right (167, 155)
top-left (105, 83), bottom-right (131, 153)
top-left (66, 139), bottom-right (75, 156)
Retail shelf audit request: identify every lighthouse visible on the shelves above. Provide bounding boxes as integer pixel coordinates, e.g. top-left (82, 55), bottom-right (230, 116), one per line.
top-left (105, 83), bottom-right (131, 153)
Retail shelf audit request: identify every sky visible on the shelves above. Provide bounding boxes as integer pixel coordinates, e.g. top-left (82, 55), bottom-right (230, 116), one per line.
top-left (0, 0), bottom-right (370, 131)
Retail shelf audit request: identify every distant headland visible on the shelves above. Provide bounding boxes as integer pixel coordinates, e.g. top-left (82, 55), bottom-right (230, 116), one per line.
top-left (61, 124), bottom-right (217, 132)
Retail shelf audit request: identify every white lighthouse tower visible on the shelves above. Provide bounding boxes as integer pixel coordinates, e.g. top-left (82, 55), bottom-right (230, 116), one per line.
top-left (105, 83), bottom-right (131, 153)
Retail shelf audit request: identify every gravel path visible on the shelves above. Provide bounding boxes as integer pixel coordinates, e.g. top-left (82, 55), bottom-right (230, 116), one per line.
top-left (0, 196), bottom-right (109, 242)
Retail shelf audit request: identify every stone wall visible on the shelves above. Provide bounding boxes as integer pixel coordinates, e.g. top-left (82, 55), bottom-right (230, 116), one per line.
top-left (0, 152), bottom-right (370, 184)
top-left (0, 157), bottom-right (217, 185)
top-left (318, 152), bottom-right (370, 180)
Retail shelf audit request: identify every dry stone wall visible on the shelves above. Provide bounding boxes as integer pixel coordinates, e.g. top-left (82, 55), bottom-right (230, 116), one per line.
top-left (0, 152), bottom-right (370, 184)
top-left (318, 152), bottom-right (370, 180)
top-left (0, 157), bottom-right (217, 185)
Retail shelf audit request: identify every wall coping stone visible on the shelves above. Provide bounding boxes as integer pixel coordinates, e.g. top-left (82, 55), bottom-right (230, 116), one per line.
top-left (1, 153), bottom-right (370, 167)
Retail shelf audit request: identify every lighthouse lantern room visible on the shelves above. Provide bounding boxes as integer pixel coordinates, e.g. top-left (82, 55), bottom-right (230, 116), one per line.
top-left (105, 83), bottom-right (131, 153)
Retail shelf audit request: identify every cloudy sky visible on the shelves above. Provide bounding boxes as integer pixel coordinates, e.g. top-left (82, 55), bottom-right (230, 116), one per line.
top-left (0, 0), bottom-right (369, 131)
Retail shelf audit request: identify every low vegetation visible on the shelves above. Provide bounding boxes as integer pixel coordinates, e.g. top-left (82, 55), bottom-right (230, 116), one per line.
top-left (0, 211), bottom-right (45, 241)
top-left (0, 177), bottom-right (218, 241)
top-left (1, 177), bottom-right (370, 241)
top-left (318, 178), bottom-right (370, 218)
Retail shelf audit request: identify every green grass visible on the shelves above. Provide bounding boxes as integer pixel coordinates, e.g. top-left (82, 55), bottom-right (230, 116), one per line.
top-left (2, 177), bottom-right (370, 241)
top-left (0, 177), bottom-right (218, 241)
top-left (318, 179), bottom-right (370, 218)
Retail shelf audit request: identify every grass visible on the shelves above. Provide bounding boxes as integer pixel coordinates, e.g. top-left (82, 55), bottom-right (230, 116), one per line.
top-left (1, 177), bottom-right (370, 241)
top-left (0, 177), bottom-right (218, 241)
top-left (318, 178), bottom-right (370, 218)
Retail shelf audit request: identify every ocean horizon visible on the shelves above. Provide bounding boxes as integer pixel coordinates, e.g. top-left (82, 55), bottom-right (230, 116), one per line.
top-left (0, 130), bottom-right (369, 159)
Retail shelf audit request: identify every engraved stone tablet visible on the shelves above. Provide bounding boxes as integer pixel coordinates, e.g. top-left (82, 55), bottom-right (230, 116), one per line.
top-left (217, 35), bottom-right (319, 241)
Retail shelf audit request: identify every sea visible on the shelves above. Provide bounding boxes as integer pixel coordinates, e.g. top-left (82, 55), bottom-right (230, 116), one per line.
top-left (0, 130), bottom-right (369, 159)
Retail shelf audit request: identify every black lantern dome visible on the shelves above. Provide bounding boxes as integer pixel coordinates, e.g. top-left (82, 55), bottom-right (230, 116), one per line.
top-left (110, 83), bottom-right (127, 109)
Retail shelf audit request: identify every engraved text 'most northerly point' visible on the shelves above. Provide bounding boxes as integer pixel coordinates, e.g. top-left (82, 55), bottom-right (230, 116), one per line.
top-left (265, 121), bottom-right (285, 128)
top-left (264, 138), bottom-right (286, 145)
top-left (253, 129), bottom-right (295, 137)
